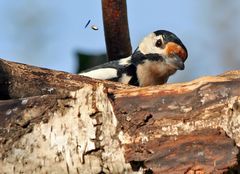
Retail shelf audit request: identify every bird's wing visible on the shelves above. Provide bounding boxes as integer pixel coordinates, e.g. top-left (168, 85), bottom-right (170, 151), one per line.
top-left (80, 67), bottom-right (119, 80)
top-left (79, 57), bottom-right (131, 81)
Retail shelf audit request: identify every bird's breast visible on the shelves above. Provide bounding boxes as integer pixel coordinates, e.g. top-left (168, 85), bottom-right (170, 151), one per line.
top-left (136, 60), bottom-right (176, 86)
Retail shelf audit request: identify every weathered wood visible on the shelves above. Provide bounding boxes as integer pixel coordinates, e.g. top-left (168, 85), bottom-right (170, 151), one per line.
top-left (125, 129), bottom-right (237, 173)
top-left (0, 58), bottom-right (240, 173)
top-left (113, 71), bottom-right (240, 173)
top-left (0, 58), bottom-right (134, 173)
top-left (0, 95), bottom-right (58, 157)
top-left (0, 58), bottom-right (131, 99)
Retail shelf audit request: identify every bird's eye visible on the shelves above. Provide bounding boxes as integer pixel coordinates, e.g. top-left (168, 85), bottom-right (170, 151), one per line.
top-left (155, 39), bottom-right (162, 48)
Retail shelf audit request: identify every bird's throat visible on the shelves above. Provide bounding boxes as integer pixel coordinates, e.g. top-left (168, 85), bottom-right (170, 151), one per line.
top-left (136, 60), bottom-right (176, 86)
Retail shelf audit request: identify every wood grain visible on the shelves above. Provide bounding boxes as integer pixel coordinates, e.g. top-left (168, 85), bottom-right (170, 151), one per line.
top-left (0, 58), bottom-right (239, 173)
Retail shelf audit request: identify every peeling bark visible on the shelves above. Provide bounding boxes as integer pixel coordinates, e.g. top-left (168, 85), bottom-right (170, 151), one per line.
top-left (0, 85), bottom-right (133, 173)
top-left (0, 58), bottom-right (240, 173)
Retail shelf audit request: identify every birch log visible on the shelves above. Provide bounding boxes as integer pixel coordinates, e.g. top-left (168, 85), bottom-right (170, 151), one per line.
top-left (0, 58), bottom-right (240, 174)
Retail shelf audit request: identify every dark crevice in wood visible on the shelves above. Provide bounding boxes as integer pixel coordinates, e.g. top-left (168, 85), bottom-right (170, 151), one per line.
top-left (0, 63), bottom-right (11, 100)
top-left (225, 151), bottom-right (240, 173)
top-left (144, 169), bottom-right (153, 174)
top-left (136, 114), bottom-right (153, 128)
top-left (129, 160), bottom-right (144, 171)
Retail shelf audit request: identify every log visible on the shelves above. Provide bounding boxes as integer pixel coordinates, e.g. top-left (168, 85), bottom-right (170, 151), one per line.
top-left (0, 58), bottom-right (240, 173)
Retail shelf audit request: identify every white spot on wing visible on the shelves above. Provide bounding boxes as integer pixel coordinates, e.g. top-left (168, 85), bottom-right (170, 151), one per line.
top-left (118, 56), bottom-right (131, 65)
top-left (119, 73), bottom-right (131, 84)
top-left (80, 68), bottom-right (118, 80)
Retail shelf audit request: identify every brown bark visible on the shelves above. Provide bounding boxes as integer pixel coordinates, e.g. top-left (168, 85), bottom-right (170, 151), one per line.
top-left (0, 58), bottom-right (240, 173)
top-left (102, 0), bottom-right (132, 60)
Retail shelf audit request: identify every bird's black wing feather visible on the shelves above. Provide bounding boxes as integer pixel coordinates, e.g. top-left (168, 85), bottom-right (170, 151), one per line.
top-left (79, 58), bottom-right (132, 81)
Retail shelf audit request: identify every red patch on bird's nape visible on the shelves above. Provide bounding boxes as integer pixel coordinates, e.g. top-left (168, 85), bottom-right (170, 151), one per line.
top-left (165, 42), bottom-right (187, 61)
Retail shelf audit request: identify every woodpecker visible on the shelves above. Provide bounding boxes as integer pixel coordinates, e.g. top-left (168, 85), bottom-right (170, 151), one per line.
top-left (80, 30), bottom-right (188, 86)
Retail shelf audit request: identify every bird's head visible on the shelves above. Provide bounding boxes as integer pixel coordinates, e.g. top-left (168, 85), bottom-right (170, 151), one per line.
top-left (131, 30), bottom-right (188, 86)
top-left (137, 30), bottom-right (188, 70)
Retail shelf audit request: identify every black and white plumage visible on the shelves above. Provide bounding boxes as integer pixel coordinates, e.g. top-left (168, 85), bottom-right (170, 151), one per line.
top-left (80, 30), bottom-right (188, 86)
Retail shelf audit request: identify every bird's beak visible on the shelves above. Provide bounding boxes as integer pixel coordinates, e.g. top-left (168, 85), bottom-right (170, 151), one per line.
top-left (165, 54), bottom-right (185, 70)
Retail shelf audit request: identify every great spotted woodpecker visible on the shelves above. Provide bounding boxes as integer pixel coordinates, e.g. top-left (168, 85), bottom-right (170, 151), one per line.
top-left (80, 30), bottom-right (188, 86)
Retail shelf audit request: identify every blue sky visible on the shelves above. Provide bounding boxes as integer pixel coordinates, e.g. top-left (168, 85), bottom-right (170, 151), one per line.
top-left (0, 1), bottom-right (239, 83)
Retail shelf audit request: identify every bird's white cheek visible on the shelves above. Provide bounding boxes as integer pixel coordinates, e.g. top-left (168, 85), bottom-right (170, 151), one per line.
top-left (139, 43), bottom-right (165, 55)
top-left (138, 33), bottom-right (165, 55)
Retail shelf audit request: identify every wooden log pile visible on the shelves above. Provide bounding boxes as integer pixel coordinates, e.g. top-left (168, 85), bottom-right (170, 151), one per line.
top-left (0, 58), bottom-right (240, 173)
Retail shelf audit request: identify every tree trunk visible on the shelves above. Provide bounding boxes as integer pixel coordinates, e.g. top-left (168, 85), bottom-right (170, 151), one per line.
top-left (0, 58), bottom-right (240, 173)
